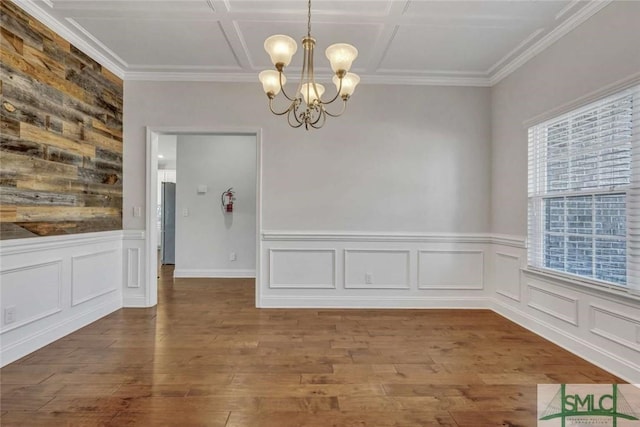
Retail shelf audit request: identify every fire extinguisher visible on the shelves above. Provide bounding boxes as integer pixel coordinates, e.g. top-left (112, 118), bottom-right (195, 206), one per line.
top-left (221, 188), bottom-right (235, 213)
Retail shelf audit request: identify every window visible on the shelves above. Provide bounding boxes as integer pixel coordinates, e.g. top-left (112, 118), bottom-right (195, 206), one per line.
top-left (528, 84), bottom-right (639, 293)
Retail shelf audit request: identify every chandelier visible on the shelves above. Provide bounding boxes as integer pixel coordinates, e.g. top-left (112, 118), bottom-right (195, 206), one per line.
top-left (258, 0), bottom-right (360, 130)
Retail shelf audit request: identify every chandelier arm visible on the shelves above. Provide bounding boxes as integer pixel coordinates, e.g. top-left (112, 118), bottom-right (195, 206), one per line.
top-left (287, 107), bottom-right (305, 128)
top-left (278, 71), bottom-right (298, 102)
top-left (309, 109), bottom-right (327, 129)
top-left (320, 76), bottom-right (343, 105)
top-left (268, 97), bottom-right (295, 116)
top-left (309, 106), bottom-right (324, 126)
top-left (323, 98), bottom-right (348, 118)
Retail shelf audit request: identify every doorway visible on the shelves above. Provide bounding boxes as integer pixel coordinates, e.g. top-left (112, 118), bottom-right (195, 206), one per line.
top-left (145, 127), bottom-right (262, 308)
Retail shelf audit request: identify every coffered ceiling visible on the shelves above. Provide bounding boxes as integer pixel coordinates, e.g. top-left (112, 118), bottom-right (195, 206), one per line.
top-left (17, 0), bottom-right (611, 86)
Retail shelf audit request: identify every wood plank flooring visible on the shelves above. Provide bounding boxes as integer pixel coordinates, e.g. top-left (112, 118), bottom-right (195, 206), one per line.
top-left (0, 264), bottom-right (623, 426)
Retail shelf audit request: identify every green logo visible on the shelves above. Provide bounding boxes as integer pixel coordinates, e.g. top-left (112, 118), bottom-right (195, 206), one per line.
top-left (539, 384), bottom-right (639, 426)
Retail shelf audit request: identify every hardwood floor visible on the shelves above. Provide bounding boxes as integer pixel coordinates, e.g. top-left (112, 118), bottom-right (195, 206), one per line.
top-left (1, 263), bottom-right (623, 426)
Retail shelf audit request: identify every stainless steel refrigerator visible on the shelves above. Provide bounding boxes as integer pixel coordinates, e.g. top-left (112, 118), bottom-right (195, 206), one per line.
top-left (161, 182), bottom-right (176, 265)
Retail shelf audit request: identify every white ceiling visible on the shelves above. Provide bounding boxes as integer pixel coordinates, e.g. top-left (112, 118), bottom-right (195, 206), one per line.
top-left (20, 0), bottom-right (611, 86)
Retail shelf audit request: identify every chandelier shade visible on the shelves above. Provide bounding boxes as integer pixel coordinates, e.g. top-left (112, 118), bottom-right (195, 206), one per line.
top-left (258, 0), bottom-right (360, 130)
top-left (333, 73), bottom-right (360, 97)
top-left (264, 35), bottom-right (297, 68)
top-left (258, 70), bottom-right (286, 96)
top-left (325, 43), bottom-right (358, 73)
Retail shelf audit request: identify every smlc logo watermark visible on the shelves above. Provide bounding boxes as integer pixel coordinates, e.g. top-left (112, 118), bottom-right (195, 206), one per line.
top-left (538, 384), bottom-right (640, 426)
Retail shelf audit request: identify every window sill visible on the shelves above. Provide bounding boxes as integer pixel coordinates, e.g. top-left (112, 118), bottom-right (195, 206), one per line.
top-left (522, 267), bottom-right (640, 303)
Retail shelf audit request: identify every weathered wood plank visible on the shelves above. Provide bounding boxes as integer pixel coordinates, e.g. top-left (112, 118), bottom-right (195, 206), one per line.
top-left (1, 114), bottom-right (20, 137)
top-left (16, 176), bottom-right (122, 196)
top-left (80, 194), bottom-right (122, 208)
top-left (0, 187), bottom-right (77, 206)
top-left (0, 26), bottom-right (24, 55)
top-left (77, 167), bottom-right (121, 186)
top-left (14, 206), bottom-right (121, 222)
top-left (101, 67), bottom-right (121, 86)
top-left (92, 118), bottom-right (122, 140)
top-left (14, 174), bottom-right (117, 196)
top-left (1, 134), bottom-right (45, 158)
top-left (0, 151), bottom-right (78, 179)
top-left (13, 218), bottom-right (121, 236)
top-left (84, 129), bottom-right (122, 154)
top-left (20, 122), bottom-right (96, 158)
top-left (0, 205), bottom-right (17, 222)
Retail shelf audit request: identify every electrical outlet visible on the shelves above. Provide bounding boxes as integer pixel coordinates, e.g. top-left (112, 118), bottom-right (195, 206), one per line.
top-left (365, 273), bottom-right (373, 284)
top-left (4, 306), bottom-right (16, 325)
top-left (229, 252), bottom-right (237, 261)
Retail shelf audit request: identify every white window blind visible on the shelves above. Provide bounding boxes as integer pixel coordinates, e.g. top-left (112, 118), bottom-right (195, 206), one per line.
top-left (528, 84), bottom-right (640, 294)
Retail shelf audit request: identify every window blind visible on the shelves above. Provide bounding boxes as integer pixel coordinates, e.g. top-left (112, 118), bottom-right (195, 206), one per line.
top-left (528, 84), bottom-right (640, 294)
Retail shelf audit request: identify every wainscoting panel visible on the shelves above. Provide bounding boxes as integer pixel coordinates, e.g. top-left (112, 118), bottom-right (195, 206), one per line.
top-left (0, 260), bottom-right (63, 333)
top-left (126, 248), bottom-right (141, 288)
top-left (269, 249), bottom-right (336, 289)
top-left (494, 252), bottom-right (521, 301)
top-left (590, 304), bottom-right (640, 352)
top-left (344, 249), bottom-right (410, 289)
top-left (0, 231), bottom-right (123, 366)
top-left (418, 250), bottom-right (484, 290)
top-left (527, 283), bottom-right (579, 326)
top-left (122, 230), bottom-right (147, 307)
top-left (71, 250), bottom-right (120, 306)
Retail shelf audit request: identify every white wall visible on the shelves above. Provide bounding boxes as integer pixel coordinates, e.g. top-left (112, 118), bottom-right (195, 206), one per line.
top-left (490, 1), bottom-right (640, 383)
top-left (174, 135), bottom-right (256, 277)
top-left (124, 84), bottom-right (492, 234)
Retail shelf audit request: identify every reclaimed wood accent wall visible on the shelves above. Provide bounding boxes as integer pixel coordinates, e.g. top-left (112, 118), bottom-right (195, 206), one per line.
top-left (0, 1), bottom-right (123, 239)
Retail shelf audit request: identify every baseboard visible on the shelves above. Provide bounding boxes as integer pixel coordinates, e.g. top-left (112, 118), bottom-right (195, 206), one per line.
top-left (123, 296), bottom-right (151, 308)
top-left (174, 269), bottom-right (256, 278)
top-left (259, 296), bottom-right (492, 309)
top-left (0, 297), bottom-right (122, 367)
top-left (492, 299), bottom-right (640, 384)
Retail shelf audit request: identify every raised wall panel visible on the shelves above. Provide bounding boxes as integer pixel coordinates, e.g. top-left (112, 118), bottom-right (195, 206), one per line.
top-left (126, 247), bottom-right (140, 288)
top-left (494, 252), bottom-right (521, 301)
top-left (71, 249), bottom-right (119, 306)
top-left (527, 283), bottom-right (578, 326)
top-left (0, 260), bottom-right (63, 333)
top-left (269, 249), bottom-right (336, 289)
top-left (590, 304), bottom-right (640, 352)
top-left (344, 249), bottom-right (410, 289)
top-left (418, 250), bottom-right (484, 290)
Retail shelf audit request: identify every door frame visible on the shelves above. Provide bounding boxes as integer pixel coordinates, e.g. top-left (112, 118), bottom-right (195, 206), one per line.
top-left (145, 126), bottom-right (263, 307)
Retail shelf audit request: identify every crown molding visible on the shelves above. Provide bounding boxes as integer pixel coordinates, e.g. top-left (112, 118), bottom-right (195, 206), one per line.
top-left (10, 0), bottom-right (126, 79)
top-left (488, 0), bottom-right (612, 86)
top-left (124, 71), bottom-right (492, 87)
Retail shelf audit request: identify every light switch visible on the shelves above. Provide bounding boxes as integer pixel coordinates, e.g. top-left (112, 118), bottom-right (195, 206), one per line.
top-left (133, 206), bottom-right (142, 217)
top-left (182, 208), bottom-right (189, 217)
top-left (197, 185), bottom-right (208, 194)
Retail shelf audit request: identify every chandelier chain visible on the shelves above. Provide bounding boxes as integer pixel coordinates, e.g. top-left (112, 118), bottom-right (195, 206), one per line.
top-left (307, 0), bottom-right (311, 38)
